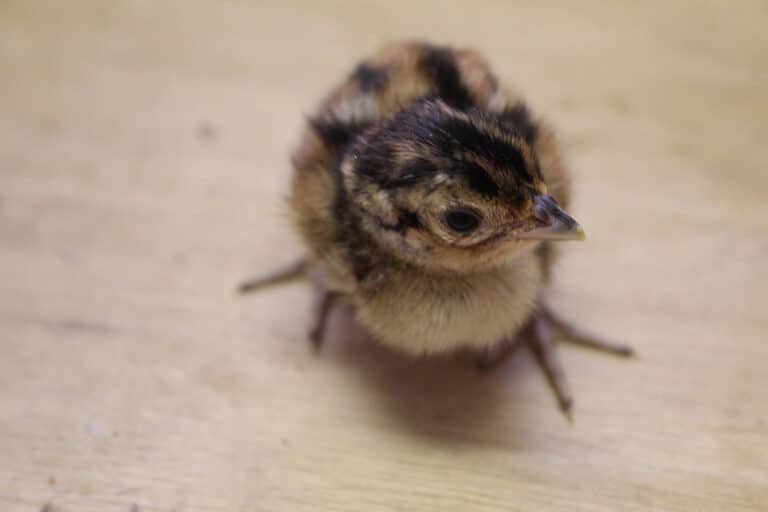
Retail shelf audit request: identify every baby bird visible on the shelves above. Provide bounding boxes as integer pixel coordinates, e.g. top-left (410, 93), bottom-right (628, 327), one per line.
top-left (240, 41), bottom-right (633, 415)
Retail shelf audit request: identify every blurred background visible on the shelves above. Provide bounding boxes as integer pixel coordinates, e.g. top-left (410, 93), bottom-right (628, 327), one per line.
top-left (1, 1), bottom-right (766, 511)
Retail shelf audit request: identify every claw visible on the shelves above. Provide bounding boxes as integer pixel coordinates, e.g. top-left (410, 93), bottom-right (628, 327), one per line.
top-left (542, 307), bottom-right (635, 357)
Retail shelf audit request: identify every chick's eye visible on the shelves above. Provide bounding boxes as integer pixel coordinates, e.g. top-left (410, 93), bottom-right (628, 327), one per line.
top-left (444, 209), bottom-right (482, 233)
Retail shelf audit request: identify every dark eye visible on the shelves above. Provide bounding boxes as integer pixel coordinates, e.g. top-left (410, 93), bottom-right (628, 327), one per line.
top-left (444, 208), bottom-right (482, 233)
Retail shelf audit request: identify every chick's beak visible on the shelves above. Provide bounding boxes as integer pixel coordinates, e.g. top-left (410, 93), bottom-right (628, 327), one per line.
top-left (517, 194), bottom-right (586, 241)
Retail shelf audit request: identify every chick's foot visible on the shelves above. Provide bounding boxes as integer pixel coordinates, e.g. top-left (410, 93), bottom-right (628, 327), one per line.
top-left (529, 308), bottom-right (635, 417)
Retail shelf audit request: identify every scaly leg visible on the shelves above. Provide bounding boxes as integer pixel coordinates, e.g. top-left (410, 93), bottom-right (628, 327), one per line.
top-left (479, 309), bottom-right (634, 417)
top-left (238, 258), bottom-right (339, 348)
top-left (474, 315), bottom-right (575, 415)
top-left (527, 314), bottom-right (574, 417)
top-left (529, 308), bottom-right (634, 417)
top-left (308, 287), bottom-right (339, 347)
top-left (237, 259), bottom-right (307, 294)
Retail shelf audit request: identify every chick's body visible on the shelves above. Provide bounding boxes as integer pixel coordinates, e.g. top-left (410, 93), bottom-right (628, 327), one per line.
top-left (241, 41), bottom-right (633, 414)
top-left (289, 42), bottom-right (566, 355)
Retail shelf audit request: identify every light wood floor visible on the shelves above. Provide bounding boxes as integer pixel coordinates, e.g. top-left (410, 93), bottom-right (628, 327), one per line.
top-left (1, 1), bottom-right (767, 511)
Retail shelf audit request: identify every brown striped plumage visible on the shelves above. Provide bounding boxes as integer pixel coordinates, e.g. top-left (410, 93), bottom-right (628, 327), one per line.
top-left (241, 42), bottom-right (632, 416)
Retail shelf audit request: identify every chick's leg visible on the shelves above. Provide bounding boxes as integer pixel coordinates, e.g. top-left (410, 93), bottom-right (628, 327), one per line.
top-left (542, 307), bottom-right (634, 357)
top-left (527, 315), bottom-right (574, 415)
top-left (308, 287), bottom-right (338, 347)
top-left (528, 308), bottom-right (634, 416)
top-left (237, 259), bottom-right (307, 294)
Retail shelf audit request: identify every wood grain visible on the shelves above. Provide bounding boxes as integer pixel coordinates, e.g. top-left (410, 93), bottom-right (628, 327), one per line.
top-left (1, 1), bottom-right (766, 511)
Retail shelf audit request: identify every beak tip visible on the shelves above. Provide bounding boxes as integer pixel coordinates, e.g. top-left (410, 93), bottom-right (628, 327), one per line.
top-left (524, 194), bottom-right (586, 242)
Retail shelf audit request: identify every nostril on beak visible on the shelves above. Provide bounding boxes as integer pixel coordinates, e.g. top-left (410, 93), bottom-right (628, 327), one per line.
top-left (533, 194), bottom-right (557, 224)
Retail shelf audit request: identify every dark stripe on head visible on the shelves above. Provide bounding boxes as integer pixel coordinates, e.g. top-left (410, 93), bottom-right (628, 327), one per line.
top-left (420, 47), bottom-right (473, 110)
top-left (351, 64), bottom-right (389, 92)
top-left (499, 103), bottom-right (538, 144)
top-left (309, 116), bottom-right (370, 150)
top-left (441, 117), bottom-right (531, 182)
top-left (353, 141), bottom-right (396, 182)
top-left (451, 162), bottom-right (499, 197)
top-left (350, 99), bottom-right (538, 203)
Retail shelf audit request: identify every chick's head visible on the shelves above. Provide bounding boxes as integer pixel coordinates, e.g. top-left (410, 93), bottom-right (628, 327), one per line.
top-left (341, 99), bottom-right (583, 273)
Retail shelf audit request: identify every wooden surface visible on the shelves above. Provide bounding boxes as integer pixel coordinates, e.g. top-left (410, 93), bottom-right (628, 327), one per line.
top-left (2, 1), bottom-right (767, 511)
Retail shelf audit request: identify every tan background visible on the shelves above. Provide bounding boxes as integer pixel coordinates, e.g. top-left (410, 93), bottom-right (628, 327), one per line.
top-left (1, 1), bottom-right (767, 511)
